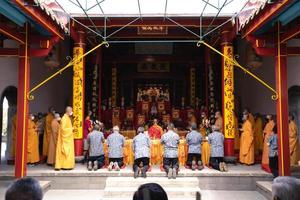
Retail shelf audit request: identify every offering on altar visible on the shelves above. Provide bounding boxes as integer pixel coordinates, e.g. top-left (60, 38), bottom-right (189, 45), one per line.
top-left (137, 86), bottom-right (170, 102)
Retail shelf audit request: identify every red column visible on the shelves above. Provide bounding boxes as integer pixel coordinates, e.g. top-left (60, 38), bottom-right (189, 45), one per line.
top-left (275, 23), bottom-right (290, 176)
top-left (15, 23), bottom-right (30, 178)
top-left (73, 31), bottom-right (85, 157)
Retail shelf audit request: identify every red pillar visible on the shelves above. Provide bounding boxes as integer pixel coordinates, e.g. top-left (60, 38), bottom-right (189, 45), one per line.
top-left (275, 23), bottom-right (290, 176)
top-left (221, 30), bottom-right (235, 157)
top-left (73, 31), bottom-right (85, 157)
top-left (15, 23), bottom-right (30, 178)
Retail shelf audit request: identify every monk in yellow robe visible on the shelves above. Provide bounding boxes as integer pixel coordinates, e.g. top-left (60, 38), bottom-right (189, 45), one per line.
top-left (261, 115), bottom-right (275, 172)
top-left (289, 114), bottom-right (300, 166)
top-left (249, 113), bottom-right (255, 128)
top-left (148, 119), bottom-right (164, 139)
top-left (43, 107), bottom-right (54, 157)
top-left (9, 114), bottom-right (17, 161)
top-left (27, 114), bottom-right (40, 164)
top-left (234, 114), bottom-right (240, 151)
top-left (190, 113), bottom-right (197, 124)
top-left (47, 113), bottom-right (61, 165)
top-left (239, 114), bottom-right (254, 165)
top-left (243, 109), bottom-right (255, 129)
top-left (199, 112), bottom-right (208, 137)
top-left (214, 111), bottom-right (223, 133)
top-left (254, 114), bottom-right (263, 156)
top-left (55, 107), bottom-right (75, 170)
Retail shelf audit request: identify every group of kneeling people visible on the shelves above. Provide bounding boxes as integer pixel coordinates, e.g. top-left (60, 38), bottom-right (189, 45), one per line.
top-left (85, 122), bottom-right (227, 179)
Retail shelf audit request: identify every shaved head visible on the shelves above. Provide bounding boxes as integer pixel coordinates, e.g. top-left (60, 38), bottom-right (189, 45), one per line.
top-left (65, 106), bottom-right (73, 116)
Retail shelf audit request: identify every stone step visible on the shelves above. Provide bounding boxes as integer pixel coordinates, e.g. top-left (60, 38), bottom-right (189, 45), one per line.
top-left (103, 187), bottom-right (201, 198)
top-left (105, 177), bottom-right (199, 188)
top-left (39, 181), bottom-right (51, 193)
top-left (103, 198), bottom-right (197, 200)
top-left (256, 181), bottom-right (272, 200)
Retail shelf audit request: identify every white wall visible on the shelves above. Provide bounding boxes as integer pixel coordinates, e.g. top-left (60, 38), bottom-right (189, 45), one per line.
top-left (0, 41), bottom-right (19, 95)
top-left (0, 39), bottom-right (72, 114)
top-left (235, 39), bottom-right (300, 115)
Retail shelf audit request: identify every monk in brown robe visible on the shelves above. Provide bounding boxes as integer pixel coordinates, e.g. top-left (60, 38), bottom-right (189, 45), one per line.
top-left (27, 114), bottom-right (40, 164)
top-left (239, 113), bottom-right (254, 165)
top-left (254, 113), bottom-right (263, 156)
top-left (214, 111), bottom-right (223, 133)
top-left (289, 114), bottom-right (300, 166)
top-left (47, 113), bottom-right (61, 165)
top-left (43, 107), bottom-right (55, 158)
top-left (261, 114), bottom-right (275, 172)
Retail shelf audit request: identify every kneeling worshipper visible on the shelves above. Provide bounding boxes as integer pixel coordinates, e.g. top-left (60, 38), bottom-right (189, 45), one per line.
top-left (55, 106), bottom-right (75, 170)
top-left (289, 114), bottom-right (300, 166)
top-left (47, 113), bottom-right (60, 165)
top-left (239, 113), bottom-right (255, 165)
top-left (161, 123), bottom-right (180, 179)
top-left (27, 113), bottom-right (40, 165)
top-left (208, 125), bottom-right (227, 172)
top-left (87, 124), bottom-right (105, 171)
top-left (186, 123), bottom-right (203, 170)
top-left (262, 114), bottom-right (275, 172)
top-left (132, 126), bottom-right (151, 178)
top-left (148, 119), bottom-right (164, 139)
top-left (107, 126), bottom-right (125, 171)
top-left (83, 110), bottom-right (93, 164)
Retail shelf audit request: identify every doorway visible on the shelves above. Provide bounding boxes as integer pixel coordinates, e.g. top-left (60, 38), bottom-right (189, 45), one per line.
top-left (0, 86), bottom-right (17, 164)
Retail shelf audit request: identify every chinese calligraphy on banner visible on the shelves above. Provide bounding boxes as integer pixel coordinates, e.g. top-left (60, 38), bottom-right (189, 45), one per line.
top-left (223, 46), bottom-right (235, 139)
top-left (73, 47), bottom-right (84, 139)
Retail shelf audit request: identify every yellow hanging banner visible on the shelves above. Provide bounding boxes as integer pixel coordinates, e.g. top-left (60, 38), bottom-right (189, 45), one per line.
top-left (223, 45), bottom-right (235, 139)
top-left (73, 47), bottom-right (84, 139)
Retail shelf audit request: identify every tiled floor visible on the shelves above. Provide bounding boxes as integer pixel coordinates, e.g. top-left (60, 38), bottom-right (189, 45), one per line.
top-left (42, 189), bottom-right (267, 200)
top-left (43, 190), bottom-right (104, 200)
top-left (200, 190), bottom-right (267, 200)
